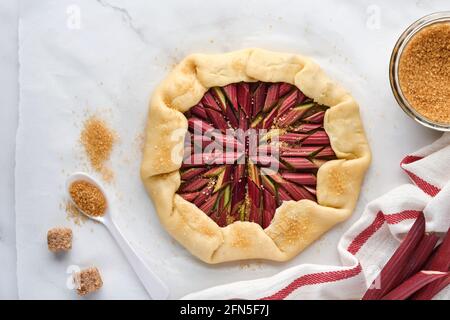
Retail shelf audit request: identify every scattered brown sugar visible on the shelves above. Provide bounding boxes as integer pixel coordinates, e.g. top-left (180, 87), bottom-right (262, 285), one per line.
top-left (62, 200), bottom-right (87, 225)
top-left (47, 227), bottom-right (73, 252)
top-left (69, 180), bottom-right (107, 217)
top-left (399, 22), bottom-right (450, 124)
top-left (80, 117), bottom-right (116, 181)
top-left (74, 267), bottom-right (103, 296)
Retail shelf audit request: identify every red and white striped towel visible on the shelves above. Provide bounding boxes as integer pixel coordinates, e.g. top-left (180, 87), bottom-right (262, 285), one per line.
top-left (183, 133), bottom-right (450, 300)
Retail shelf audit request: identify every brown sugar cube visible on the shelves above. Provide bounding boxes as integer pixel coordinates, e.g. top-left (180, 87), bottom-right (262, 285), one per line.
top-left (75, 267), bottom-right (103, 296)
top-left (47, 227), bottom-right (72, 252)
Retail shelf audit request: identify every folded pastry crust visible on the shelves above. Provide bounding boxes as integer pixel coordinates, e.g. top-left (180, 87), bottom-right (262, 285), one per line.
top-left (141, 48), bottom-right (371, 264)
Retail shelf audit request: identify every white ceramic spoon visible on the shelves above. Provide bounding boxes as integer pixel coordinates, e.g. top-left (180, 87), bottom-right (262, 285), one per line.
top-left (66, 172), bottom-right (170, 300)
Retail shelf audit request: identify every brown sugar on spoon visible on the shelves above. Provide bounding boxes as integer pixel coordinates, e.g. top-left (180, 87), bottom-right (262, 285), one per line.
top-left (398, 22), bottom-right (450, 124)
top-left (69, 180), bottom-right (107, 217)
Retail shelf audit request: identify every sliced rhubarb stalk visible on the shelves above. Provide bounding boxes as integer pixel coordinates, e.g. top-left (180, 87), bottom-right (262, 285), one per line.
top-left (192, 134), bottom-right (212, 149)
top-left (423, 227), bottom-right (450, 271)
top-left (277, 103), bottom-right (314, 127)
top-left (211, 87), bottom-right (228, 112)
top-left (226, 108), bottom-right (239, 128)
top-left (302, 130), bottom-right (331, 145)
top-left (250, 114), bottom-right (263, 128)
top-left (222, 184), bottom-right (231, 207)
top-left (277, 90), bottom-right (298, 115)
top-left (253, 83), bottom-right (267, 117)
top-left (362, 213), bottom-right (426, 300)
top-left (311, 159), bottom-right (327, 168)
top-left (247, 177), bottom-right (260, 201)
top-left (262, 189), bottom-right (276, 228)
top-left (262, 104), bottom-right (280, 129)
top-left (179, 178), bottom-right (210, 193)
top-left (304, 185), bottom-right (317, 196)
top-left (259, 128), bottom-right (283, 144)
top-left (179, 192), bottom-right (200, 202)
top-left (303, 110), bottom-right (325, 123)
top-left (190, 103), bottom-right (208, 120)
top-left (381, 271), bottom-right (448, 300)
top-left (281, 157), bottom-right (317, 170)
top-left (188, 117), bottom-right (214, 134)
top-left (201, 92), bottom-right (221, 112)
top-left (281, 172), bottom-right (317, 185)
top-left (263, 83), bottom-right (280, 112)
top-left (412, 227), bottom-right (450, 300)
top-left (211, 133), bottom-right (242, 150)
top-left (199, 192), bottom-right (219, 215)
top-left (315, 146), bottom-right (336, 159)
top-left (205, 107), bottom-right (229, 132)
top-left (237, 82), bottom-right (251, 117)
top-left (248, 161), bottom-right (261, 186)
top-left (214, 188), bottom-right (230, 227)
top-left (180, 168), bottom-right (208, 181)
top-left (239, 109), bottom-right (249, 131)
top-left (223, 83), bottom-right (239, 111)
top-left (278, 133), bottom-right (307, 144)
top-left (234, 163), bottom-right (246, 182)
top-left (248, 178), bottom-right (261, 224)
top-left (254, 155), bottom-right (281, 167)
top-left (213, 165), bottom-right (233, 192)
top-left (291, 123), bottom-right (322, 133)
top-left (230, 180), bottom-right (246, 216)
top-left (192, 185), bottom-right (213, 207)
top-left (280, 182), bottom-right (315, 201)
top-left (280, 146), bottom-right (322, 157)
top-left (213, 152), bottom-right (243, 164)
top-left (278, 83), bottom-right (293, 97)
top-left (398, 233), bottom-right (439, 283)
top-left (203, 166), bottom-right (225, 178)
top-left (267, 171), bottom-right (284, 185)
top-left (296, 91), bottom-right (306, 104)
top-left (277, 186), bottom-right (293, 204)
top-left (181, 155), bottom-right (207, 168)
top-left (261, 174), bottom-right (276, 195)
top-left (212, 87), bottom-right (239, 127)
top-left (257, 145), bottom-right (279, 156)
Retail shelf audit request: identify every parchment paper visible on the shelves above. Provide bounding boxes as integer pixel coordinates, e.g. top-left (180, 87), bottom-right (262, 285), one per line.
top-left (16, 0), bottom-right (443, 299)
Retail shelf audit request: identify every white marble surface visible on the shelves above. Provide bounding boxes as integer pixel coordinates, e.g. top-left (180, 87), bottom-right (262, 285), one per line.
top-left (0, 0), bottom-right (18, 299)
top-left (4, 0), bottom-right (447, 299)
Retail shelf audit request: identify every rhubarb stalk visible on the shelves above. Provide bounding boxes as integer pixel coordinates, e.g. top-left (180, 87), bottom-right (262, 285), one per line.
top-left (362, 213), bottom-right (426, 300)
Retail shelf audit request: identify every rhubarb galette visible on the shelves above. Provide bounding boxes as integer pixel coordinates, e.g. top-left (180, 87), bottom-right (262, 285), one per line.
top-left (141, 49), bottom-right (371, 264)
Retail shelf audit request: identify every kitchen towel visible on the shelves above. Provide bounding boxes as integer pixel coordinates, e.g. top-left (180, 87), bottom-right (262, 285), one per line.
top-left (183, 133), bottom-right (450, 300)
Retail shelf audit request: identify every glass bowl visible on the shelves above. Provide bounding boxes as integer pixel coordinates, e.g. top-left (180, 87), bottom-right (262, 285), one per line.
top-left (389, 11), bottom-right (450, 131)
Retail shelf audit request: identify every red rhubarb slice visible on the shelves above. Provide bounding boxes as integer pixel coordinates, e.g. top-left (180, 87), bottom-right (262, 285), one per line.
top-left (190, 103), bottom-right (208, 120)
top-left (237, 82), bottom-right (252, 117)
top-left (411, 227), bottom-right (450, 300)
top-left (263, 83), bottom-right (280, 112)
top-left (281, 172), bottom-right (317, 185)
top-left (277, 90), bottom-right (298, 115)
top-left (381, 271), bottom-right (448, 300)
top-left (279, 83), bottom-right (294, 97)
top-left (277, 103), bottom-right (314, 127)
top-left (253, 83), bottom-right (268, 117)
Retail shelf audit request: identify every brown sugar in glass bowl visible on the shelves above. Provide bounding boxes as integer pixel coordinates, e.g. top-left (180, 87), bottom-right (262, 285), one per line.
top-left (390, 12), bottom-right (450, 131)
